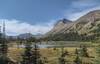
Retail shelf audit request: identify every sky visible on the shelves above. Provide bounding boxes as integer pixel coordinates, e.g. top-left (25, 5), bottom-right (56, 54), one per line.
top-left (0, 0), bottom-right (100, 36)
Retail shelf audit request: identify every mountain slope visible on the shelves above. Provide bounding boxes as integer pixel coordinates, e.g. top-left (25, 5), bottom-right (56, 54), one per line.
top-left (45, 18), bottom-right (72, 35)
top-left (44, 10), bottom-right (100, 41)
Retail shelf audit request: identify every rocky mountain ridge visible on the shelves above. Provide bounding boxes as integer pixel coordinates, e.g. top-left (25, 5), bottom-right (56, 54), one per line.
top-left (44, 10), bottom-right (100, 41)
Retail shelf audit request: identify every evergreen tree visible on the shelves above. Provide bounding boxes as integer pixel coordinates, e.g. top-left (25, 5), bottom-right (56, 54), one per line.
top-left (58, 56), bottom-right (66, 64)
top-left (21, 41), bottom-right (44, 64)
top-left (32, 44), bottom-right (44, 64)
top-left (81, 45), bottom-right (89, 57)
top-left (0, 22), bottom-right (15, 64)
top-left (74, 55), bottom-right (81, 64)
top-left (21, 42), bottom-right (33, 64)
top-left (74, 48), bottom-right (82, 64)
top-left (95, 44), bottom-right (100, 64)
top-left (0, 33), bottom-right (9, 64)
top-left (58, 46), bottom-right (66, 64)
top-left (75, 48), bottom-right (78, 54)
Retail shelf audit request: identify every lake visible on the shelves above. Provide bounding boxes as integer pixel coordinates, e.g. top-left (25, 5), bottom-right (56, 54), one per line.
top-left (13, 41), bottom-right (93, 48)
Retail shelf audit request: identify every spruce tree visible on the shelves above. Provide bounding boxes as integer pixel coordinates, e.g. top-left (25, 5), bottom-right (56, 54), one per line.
top-left (58, 56), bottom-right (66, 64)
top-left (21, 41), bottom-right (44, 64)
top-left (74, 55), bottom-right (81, 64)
top-left (58, 46), bottom-right (66, 64)
top-left (81, 45), bottom-right (89, 57)
top-left (32, 43), bottom-right (44, 64)
top-left (95, 44), bottom-right (100, 64)
top-left (74, 48), bottom-right (82, 64)
top-left (21, 42), bottom-right (33, 64)
top-left (75, 48), bottom-right (78, 54)
top-left (0, 22), bottom-right (14, 64)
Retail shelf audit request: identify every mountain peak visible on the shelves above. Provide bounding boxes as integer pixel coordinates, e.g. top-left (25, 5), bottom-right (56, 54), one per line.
top-left (55, 18), bottom-right (72, 26)
top-left (59, 18), bottom-right (72, 23)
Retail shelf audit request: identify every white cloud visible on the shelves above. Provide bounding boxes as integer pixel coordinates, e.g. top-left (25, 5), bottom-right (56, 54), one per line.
top-left (65, 6), bottom-right (100, 21)
top-left (0, 19), bottom-right (54, 36)
top-left (71, 0), bottom-right (99, 8)
top-left (64, 0), bottom-right (100, 21)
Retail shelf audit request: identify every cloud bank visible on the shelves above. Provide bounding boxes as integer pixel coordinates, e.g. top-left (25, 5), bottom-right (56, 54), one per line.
top-left (64, 0), bottom-right (100, 21)
top-left (0, 19), bottom-right (53, 36)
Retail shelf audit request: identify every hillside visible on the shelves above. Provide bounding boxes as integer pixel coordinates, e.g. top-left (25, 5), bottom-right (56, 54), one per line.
top-left (44, 10), bottom-right (100, 41)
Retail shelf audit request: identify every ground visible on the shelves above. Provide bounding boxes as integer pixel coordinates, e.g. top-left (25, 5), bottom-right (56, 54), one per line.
top-left (8, 47), bottom-right (96, 64)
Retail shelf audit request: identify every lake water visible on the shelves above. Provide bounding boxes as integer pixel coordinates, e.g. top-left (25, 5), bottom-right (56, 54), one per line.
top-left (9, 41), bottom-right (93, 48)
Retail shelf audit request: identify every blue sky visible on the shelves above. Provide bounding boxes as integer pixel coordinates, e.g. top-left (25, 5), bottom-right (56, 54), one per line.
top-left (0, 0), bottom-right (100, 35)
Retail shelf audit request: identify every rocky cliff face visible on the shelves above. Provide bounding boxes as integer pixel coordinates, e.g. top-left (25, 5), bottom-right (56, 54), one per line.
top-left (45, 19), bottom-right (72, 35)
top-left (44, 10), bottom-right (100, 41)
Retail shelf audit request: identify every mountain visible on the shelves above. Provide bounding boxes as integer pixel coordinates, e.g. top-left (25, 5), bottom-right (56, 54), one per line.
top-left (18, 33), bottom-right (33, 39)
top-left (45, 18), bottom-right (72, 35)
top-left (72, 10), bottom-right (100, 35)
top-left (17, 33), bottom-right (43, 39)
top-left (44, 10), bottom-right (100, 41)
top-left (33, 33), bottom-right (43, 39)
top-left (6, 33), bottom-right (43, 41)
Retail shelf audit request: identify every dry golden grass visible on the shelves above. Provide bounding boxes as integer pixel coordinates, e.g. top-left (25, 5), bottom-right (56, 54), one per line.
top-left (7, 47), bottom-right (96, 64)
top-left (8, 48), bottom-right (24, 62)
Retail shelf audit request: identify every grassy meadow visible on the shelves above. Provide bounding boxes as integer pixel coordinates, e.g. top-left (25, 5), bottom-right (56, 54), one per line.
top-left (7, 41), bottom-right (98, 64)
